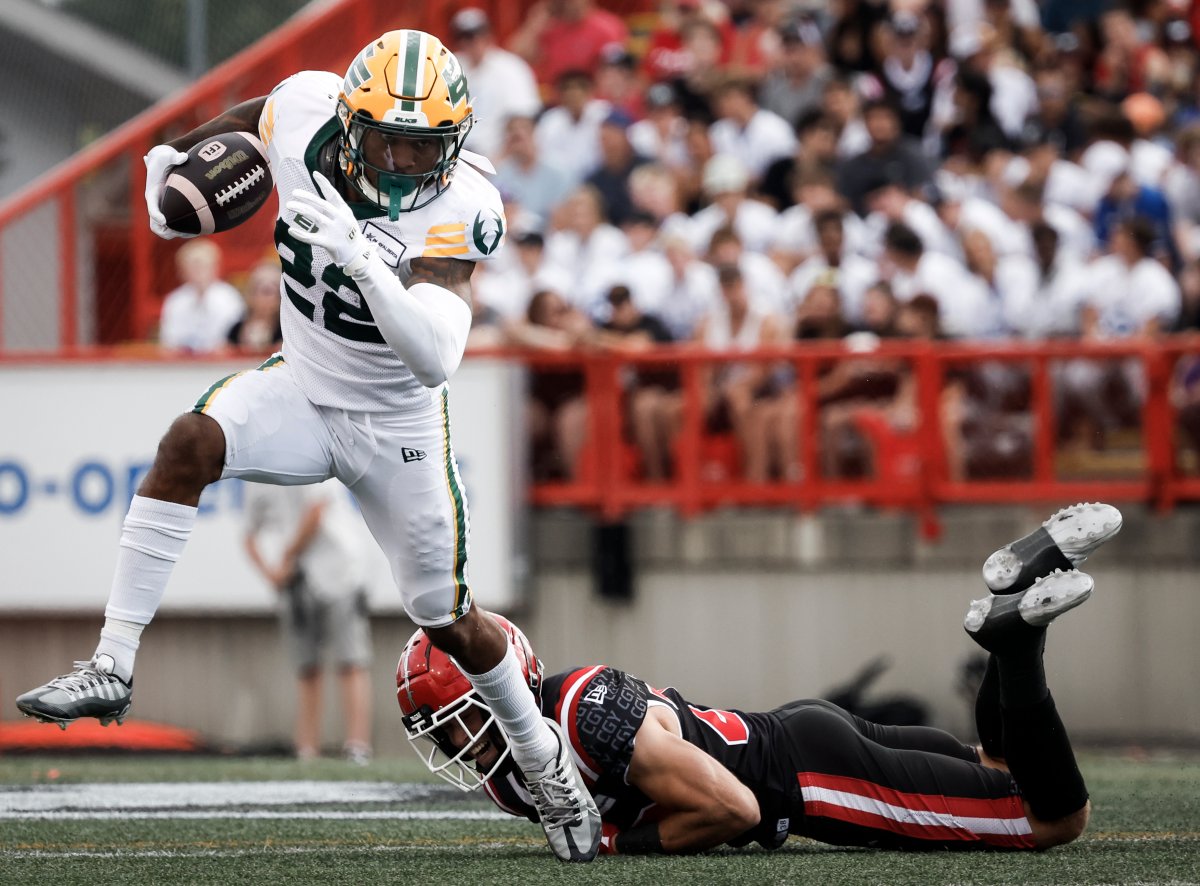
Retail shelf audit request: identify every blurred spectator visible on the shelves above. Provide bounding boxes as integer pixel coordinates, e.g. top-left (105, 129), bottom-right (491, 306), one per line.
top-left (1093, 4), bottom-right (1169, 100)
top-left (594, 43), bottom-right (646, 120)
top-left (823, 74), bottom-right (872, 159)
top-left (827, 0), bottom-right (889, 73)
top-left (494, 115), bottom-right (573, 230)
top-left (243, 479), bottom-right (373, 765)
top-left (707, 224), bottom-right (788, 317)
top-left (158, 239), bottom-right (244, 353)
top-left (687, 154), bottom-right (778, 255)
top-left (534, 69), bottom-right (611, 187)
top-left (835, 99), bottom-right (932, 217)
top-left (695, 263), bottom-right (787, 482)
top-left (1164, 124), bottom-right (1200, 262)
top-left (226, 261), bottom-right (283, 353)
top-left (474, 230), bottom-right (564, 327)
top-left (881, 221), bottom-right (1000, 339)
top-left (1020, 66), bottom-right (1089, 157)
top-left (450, 8), bottom-right (542, 160)
top-left (788, 209), bottom-right (878, 325)
top-left (1059, 217), bottom-right (1182, 450)
top-left (655, 232), bottom-right (721, 340)
top-left (544, 185), bottom-right (629, 314)
top-left (1000, 222), bottom-right (1089, 339)
top-left (509, 0), bottom-right (629, 86)
top-left (859, 10), bottom-right (954, 143)
top-left (601, 210), bottom-right (677, 318)
top-left (770, 168), bottom-right (866, 270)
top-left (628, 83), bottom-right (691, 174)
top-left (759, 16), bottom-right (832, 129)
top-left (599, 285), bottom-right (679, 482)
top-left (642, 0), bottom-right (729, 84)
top-left (584, 109), bottom-right (650, 225)
top-left (708, 75), bottom-right (798, 180)
top-left (722, 0), bottom-right (787, 77)
top-left (759, 109), bottom-right (840, 211)
top-left (509, 288), bottom-right (596, 481)
top-left (1088, 138), bottom-right (1178, 268)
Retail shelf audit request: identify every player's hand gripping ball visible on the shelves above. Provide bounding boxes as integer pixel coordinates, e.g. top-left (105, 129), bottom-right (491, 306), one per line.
top-left (153, 132), bottom-right (273, 237)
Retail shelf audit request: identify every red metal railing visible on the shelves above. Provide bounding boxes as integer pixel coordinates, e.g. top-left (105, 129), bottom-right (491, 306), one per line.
top-left (4, 338), bottom-right (1199, 536)
top-left (510, 338), bottom-right (1200, 538)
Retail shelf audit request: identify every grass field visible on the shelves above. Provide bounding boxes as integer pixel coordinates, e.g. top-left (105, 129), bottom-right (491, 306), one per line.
top-left (1, 751), bottom-right (1198, 886)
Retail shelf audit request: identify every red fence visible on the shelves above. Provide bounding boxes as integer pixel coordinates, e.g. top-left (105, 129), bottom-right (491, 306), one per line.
top-left (509, 338), bottom-right (1200, 538)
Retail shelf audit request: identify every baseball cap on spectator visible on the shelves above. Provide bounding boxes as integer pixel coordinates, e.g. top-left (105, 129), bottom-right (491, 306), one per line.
top-left (702, 154), bottom-right (749, 196)
top-left (645, 82), bottom-right (678, 110)
top-left (451, 7), bottom-right (490, 38)
top-left (779, 16), bottom-right (823, 47)
top-left (890, 11), bottom-right (920, 38)
top-left (514, 230), bottom-right (545, 249)
top-left (949, 24), bottom-right (983, 58)
top-left (599, 42), bottom-right (636, 69)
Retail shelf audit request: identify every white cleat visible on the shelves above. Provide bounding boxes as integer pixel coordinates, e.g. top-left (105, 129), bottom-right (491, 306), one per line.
top-left (524, 719), bottom-right (602, 862)
top-left (965, 570), bottom-right (1095, 654)
top-left (983, 503), bottom-right (1122, 594)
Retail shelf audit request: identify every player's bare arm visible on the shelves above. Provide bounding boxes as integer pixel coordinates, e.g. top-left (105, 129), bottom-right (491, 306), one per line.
top-left (623, 706), bottom-right (760, 853)
top-left (406, 256), bottom-right (476, 312)
top-left (164, 96), bottom-right (268, 153)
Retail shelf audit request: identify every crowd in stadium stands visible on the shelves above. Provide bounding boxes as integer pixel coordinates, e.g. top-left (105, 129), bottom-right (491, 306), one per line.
top-left (159, 1), bottom-right (1200, 485)
top-left (445, 0), bottom-right (1200, 483)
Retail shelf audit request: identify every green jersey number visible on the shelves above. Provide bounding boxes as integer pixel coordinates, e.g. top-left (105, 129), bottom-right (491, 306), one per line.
top-left (274, 218), bottom-right (385, 344)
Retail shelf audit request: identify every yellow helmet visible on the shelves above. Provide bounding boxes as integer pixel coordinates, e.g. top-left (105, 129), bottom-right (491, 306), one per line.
top-left (337, 30), bottom-right (474, 218)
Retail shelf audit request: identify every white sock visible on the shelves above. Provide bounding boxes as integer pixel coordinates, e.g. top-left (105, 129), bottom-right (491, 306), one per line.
top-left (464, 644), bottom-right (558, 773)
top-left (94, 495), bottom-right (196, 681)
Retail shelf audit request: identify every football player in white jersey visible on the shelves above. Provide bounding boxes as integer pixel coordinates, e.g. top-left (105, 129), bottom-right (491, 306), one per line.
top-left (15, 30), bottom-right (602, 863)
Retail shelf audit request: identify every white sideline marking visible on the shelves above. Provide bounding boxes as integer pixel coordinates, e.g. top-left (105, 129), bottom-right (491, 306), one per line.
top-left (8, 810), bottom-right (510, 821)
top-left (6, 842), bottom-right (529, 860)
top-left (0, 780), bottom-right (442, 812)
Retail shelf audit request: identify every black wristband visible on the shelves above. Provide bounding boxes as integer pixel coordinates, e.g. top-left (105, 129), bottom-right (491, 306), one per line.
top-left (615, 823), bottom-right (664, 855)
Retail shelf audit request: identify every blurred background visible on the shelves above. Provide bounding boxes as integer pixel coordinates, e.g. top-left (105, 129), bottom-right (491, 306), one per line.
top-left (1, 0), bottom-right (1198, 758)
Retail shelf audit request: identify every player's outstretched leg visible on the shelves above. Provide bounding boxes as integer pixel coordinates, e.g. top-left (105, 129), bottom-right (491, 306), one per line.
top-left (430, 609), bottom-right (602, 862)
top-left (981, 503), bottom-right (1121, 595)
top-left (15, 412), bottom-right (224, 728)
top-left (965, 570), bottom-right (1091, 845)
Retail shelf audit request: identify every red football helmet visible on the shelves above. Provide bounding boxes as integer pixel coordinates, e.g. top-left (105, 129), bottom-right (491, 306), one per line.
top-left (396, 613), bottom-right (542, 791)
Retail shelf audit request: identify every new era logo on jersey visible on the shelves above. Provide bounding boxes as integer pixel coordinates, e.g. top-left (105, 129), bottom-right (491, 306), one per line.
top-left (582, 683), bottom-right (608, 705)
top-left (402, 447), bottom-right (427, 463)
top-left (363, 222), bottom-right (406, 268)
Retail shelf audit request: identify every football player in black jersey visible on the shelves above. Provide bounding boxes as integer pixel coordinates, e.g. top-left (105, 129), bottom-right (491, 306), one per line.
top-left (397, 503), bottom-right (1122, 855)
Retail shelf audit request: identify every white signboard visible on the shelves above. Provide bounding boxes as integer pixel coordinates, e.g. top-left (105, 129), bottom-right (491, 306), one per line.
top-left (0, 359), bottom-right (528, 614)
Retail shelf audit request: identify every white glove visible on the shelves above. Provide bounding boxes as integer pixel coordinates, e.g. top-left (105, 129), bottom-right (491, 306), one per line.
top-left (285, 171), bottom-right (374, 277)
top-left (144, 144), bottom-right (192, 240)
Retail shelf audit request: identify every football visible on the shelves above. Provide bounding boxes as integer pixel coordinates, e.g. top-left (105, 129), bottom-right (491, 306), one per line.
top-left (159, 131), bottom-right (273, 236)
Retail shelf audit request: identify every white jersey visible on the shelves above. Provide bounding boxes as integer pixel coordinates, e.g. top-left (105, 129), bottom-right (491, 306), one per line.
top-left (258, 71), bottom-right (507, 412)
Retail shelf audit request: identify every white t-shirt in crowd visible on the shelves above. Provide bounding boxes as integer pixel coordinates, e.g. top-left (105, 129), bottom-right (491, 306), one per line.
top-left (159, 281), bottom-right (245, 352)
top-left (462, 48), bottom-right (542, 160)
top-left (709, 109), bottom-right (798, 178)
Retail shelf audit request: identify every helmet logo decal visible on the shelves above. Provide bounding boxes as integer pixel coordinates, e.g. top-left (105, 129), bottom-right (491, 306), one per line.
top-left (472, 210), bottom-right (504, 255)
top-left (343, 42), bottom-right (377, 95)
top-left (443, 53), bottom-right (469, 108)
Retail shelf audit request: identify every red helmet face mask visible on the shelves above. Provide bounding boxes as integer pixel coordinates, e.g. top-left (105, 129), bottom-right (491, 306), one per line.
top-left (395, 614), bottom-right (542, 791)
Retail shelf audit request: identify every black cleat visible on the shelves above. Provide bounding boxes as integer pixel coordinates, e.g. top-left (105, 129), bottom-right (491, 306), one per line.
top-left (15, 656), bottom-right (131, 728)
top-left (982, 503), bottom-right (1121, 595)
top-left (964, 570), bottom-right (1094, 654)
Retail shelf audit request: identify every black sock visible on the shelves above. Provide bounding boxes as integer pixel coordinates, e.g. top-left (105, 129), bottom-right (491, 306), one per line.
top-left (974, 655), bottom-right (1004, 759)
top-left (997, 631), bottom-right (1049, 709)
top-left (1000, 692), bottom-right (1088, 821)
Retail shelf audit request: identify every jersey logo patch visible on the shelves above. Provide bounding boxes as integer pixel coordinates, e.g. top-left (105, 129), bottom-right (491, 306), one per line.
top-left (582, 683), bottom-right (608, 705)
top-left (402, 447), bottom-right (427, 463)
top-left (362, 222), bottom-right (406, 269)
top-left (472, 209), bottom-right (504, 255)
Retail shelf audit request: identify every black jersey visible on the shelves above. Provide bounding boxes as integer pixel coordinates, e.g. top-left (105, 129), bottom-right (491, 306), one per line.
top-left (482, 666), bottom-right (794, 846)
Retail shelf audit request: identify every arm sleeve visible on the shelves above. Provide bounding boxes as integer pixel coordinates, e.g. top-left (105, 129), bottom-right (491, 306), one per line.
top-left (349, 255), bottom-right (473, 388)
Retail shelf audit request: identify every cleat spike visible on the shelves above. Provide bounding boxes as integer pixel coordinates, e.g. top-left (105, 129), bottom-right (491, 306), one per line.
top-left (57, 721), bottom-right (68, 731)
